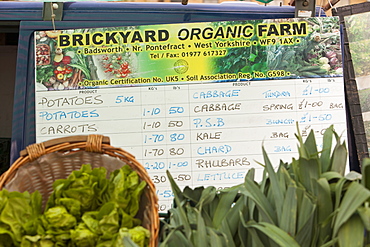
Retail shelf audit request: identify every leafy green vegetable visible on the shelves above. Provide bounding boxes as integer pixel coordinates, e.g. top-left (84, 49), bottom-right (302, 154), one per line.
top-left (160, 124), bottom-right (370, 247)
top-left (110, 165), bottom-right (147, 217)
top-left (36, 65), bottom-right (54, 84)
top-left (96, 202), bottom-right (120, 240)
top-left (0, 190), bottom-right (42, 246)
top-left (212, 20), bottom-right (268, 76)
top-left (0, 164), bottom-right (149, 247)
top-left (70, 223), bottom-right (98, 247)
top-left (46, 165), bottom-right (112, 216)
top-left (0, 228), bottom-right (15, 247)
top-left (113, 226), bottom-right (149, 247)
top-left (42, 206), bottom-right (77, 231)
top-left (20, 234), bottom-right (54, 247)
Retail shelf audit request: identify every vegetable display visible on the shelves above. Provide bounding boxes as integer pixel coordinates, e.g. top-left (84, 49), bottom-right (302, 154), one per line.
top-left (0, 164), bottom-right (149, 247)
top-left (160, 124), bottom-right (370, 247)
top-left (213, 20), bottom-right (268, 76)
top-left (35, 44), bottom-right (51, 66)
top-left (35, 27), bottom-right (138, 90)
top-left (345, 12), bottom-right (370, 78)
top-left (265, 17), bottom-right (342, 78)
top-left (100, 54), bottom-right (132, 78)
top-left (35, 30), bottom-right (93, 91)
top-left (214, 17), bottom-right (342, 79)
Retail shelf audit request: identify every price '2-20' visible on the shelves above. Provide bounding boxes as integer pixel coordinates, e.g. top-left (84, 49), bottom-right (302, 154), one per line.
top-left (144, 161), bottom-right (166, 170)
top-left (144, 161), bottom-right (189, 170)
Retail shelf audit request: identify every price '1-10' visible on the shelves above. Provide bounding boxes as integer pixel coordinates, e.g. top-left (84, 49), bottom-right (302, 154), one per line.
top-left (143, 106), bottom-right (185, 116)
top-left (143, 120), bottom-right (185, 129)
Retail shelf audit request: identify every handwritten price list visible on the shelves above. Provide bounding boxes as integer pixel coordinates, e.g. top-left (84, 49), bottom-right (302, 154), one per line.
top-left (35, 77), bottom-right (347, 212)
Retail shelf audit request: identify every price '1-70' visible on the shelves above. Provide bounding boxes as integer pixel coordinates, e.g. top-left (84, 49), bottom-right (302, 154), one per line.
top-left (144, 134), bottom-right (164, 143)
top-left (144, 148), bottom-right (185, 157)
top-left (143, 133), bottom-right (185, 143)
top-left (144, 148), bottom-right (165, 157)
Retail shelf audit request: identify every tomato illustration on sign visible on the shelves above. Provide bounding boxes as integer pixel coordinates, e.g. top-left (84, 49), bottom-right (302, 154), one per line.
top-left (101, 55), bottom-right (131, 78)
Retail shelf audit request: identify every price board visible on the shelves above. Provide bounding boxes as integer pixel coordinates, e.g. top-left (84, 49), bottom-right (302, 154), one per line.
top-left (34, 17), bottom-right (347, 212)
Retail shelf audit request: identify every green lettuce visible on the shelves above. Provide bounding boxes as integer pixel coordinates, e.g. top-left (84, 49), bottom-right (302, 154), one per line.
top-left (70, 223), bottom-right (98, 247)
top-left (96, 202), bottom-right (120, 240)
top-left (0, 164), bottom-right (150, 247)
top-left (80, 211), bottom-right (99, 234)
top-left (42, 206), bottom-right (76, 231)
top-left (0, 190), bottom-right (42, 246)
top-left (46, 165), bottom-right (113, 215)
top-left (109, 165), bottom-right (147, 217)
top-left (0, 227), bottom-right (15, 247)
top-left (112, 226), bottom-right (150, 247)
top-left (20, 235), bottom-right (54, 247)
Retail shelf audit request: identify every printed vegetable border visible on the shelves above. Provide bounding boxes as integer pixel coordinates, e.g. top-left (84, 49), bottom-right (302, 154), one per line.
top-left (34, 17), bottom-right (343, 91)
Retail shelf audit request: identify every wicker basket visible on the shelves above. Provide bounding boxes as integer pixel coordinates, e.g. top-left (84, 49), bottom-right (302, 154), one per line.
top-left (0, 134), bottom-right (159, 247)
